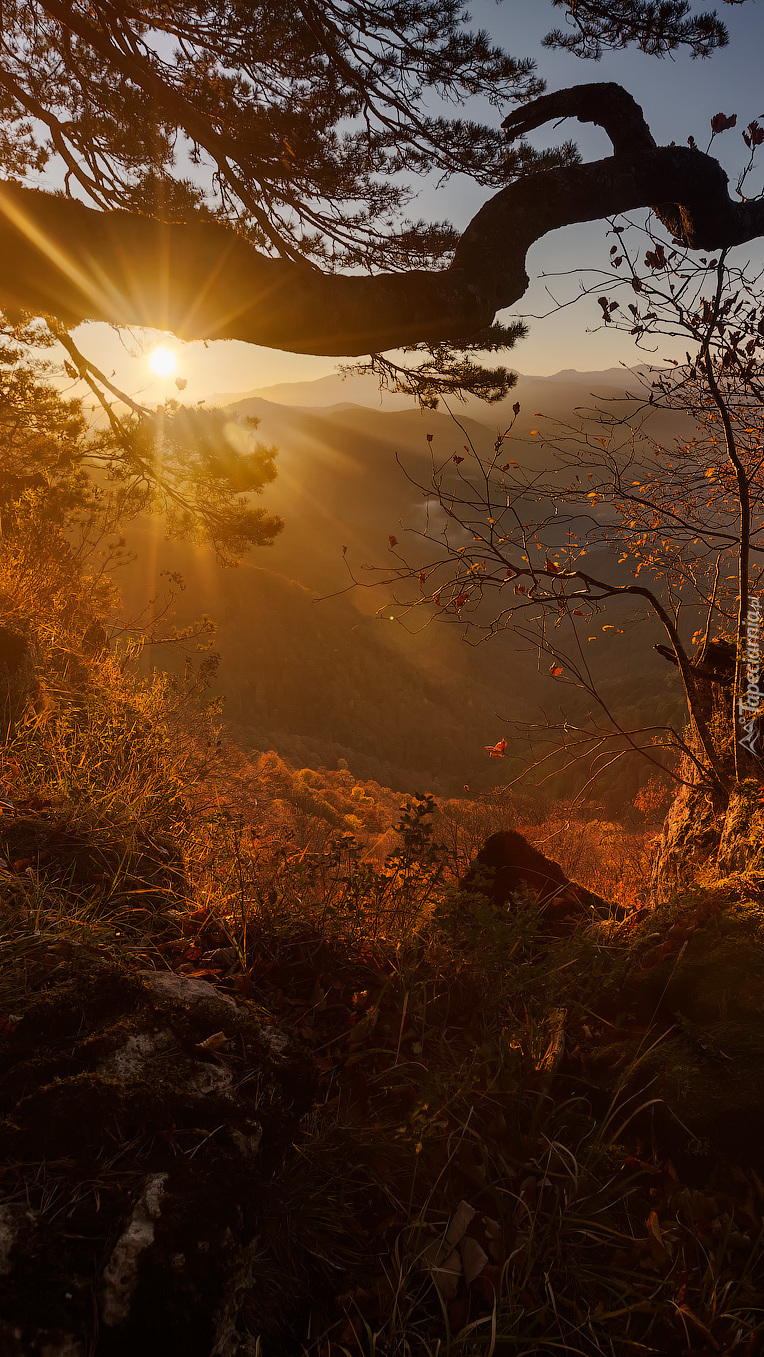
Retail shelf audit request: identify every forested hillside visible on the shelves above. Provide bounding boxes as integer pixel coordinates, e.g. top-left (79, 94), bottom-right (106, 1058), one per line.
top-left (118, 372), bottom-right (686, 804)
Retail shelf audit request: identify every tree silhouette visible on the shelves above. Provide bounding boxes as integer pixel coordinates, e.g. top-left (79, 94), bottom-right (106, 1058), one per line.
top-left (0, 3), bottom-right (759, 395)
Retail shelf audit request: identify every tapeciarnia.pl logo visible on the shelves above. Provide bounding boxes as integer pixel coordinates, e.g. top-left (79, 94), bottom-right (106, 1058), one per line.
top-left (739, 595), bottom-right (763, 758)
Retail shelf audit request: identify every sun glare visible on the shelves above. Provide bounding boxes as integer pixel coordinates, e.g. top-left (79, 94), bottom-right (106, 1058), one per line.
top-left (149, 346), bottom-right (177, 378)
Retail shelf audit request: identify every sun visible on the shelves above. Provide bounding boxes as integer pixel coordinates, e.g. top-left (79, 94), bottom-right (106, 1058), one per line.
top-left (148, 345), bottom-right (177, 378)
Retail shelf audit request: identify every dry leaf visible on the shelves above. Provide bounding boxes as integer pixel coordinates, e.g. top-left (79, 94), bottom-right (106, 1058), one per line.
top-left (198, 1030), bottom-right (228, 1051)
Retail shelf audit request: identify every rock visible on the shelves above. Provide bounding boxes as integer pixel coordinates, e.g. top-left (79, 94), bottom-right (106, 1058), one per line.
top-left (139, 969), bottom-right (239, 1009)
top-left (0, 956), bottom-right (316, 1357)
top-left (651, 639), bottom-right (764, 899)
top-left (650, 782), bottom-right (725, 904)
top-left (652, 780), bottom-right (764, 904)
top-left (459, 830), bottom-right (614, 933)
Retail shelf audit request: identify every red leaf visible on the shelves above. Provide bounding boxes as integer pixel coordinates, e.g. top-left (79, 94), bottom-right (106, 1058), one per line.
top-left (711, 112), bottom-right (737, 135)
top-left (549, 664), bottom-right (564, 677)
top-left (545, 557), bottom-right (558, 573)
top-left (512, 402), bottom-right (520, 415)
top-left (426, 433), bottom-right (433, 442)
top-left (485, 739), bottom-right (507, 758)
top-left (455, 594), bottom-right (467, 607)
top-left (388, 534), bottom-right (398, 548)
top-left (453, 455), bottom-right (464, 464)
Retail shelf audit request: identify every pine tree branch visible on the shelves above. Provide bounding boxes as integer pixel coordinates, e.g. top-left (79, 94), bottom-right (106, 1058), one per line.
top-left (0, 83), bottom-right (762, 357)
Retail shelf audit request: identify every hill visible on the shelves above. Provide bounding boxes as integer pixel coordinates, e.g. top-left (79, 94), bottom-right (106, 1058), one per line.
top-left (118, 370), bottom-right (687, 802)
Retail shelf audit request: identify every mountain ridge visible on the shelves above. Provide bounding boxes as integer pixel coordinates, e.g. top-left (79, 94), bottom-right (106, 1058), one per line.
top-left (207, 364), bottom-right (655, 413)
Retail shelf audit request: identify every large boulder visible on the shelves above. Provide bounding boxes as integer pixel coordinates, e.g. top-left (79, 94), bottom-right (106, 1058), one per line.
top-left (459, 830), bottom-right (614, 934)
top-left (0, 956), bottom-right (316, 1357)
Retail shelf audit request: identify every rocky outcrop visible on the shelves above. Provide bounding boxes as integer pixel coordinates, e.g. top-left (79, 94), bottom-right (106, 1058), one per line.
top-left (651, 640), bottom-right (764, 901)
top-left (0, 957), bottom-right (316, 1357)
top-left (460, 830), bottom-right (615, 933)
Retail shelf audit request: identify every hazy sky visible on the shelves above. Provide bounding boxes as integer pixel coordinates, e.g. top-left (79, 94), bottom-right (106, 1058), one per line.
top-left (71, 0), bottom-right (764, 403)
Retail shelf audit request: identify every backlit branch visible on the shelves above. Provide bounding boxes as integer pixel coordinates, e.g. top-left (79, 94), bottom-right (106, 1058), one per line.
top-left (0, 83), bottom-right (763, 357)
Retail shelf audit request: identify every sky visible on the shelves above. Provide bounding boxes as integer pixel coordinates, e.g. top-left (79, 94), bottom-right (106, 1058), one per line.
top-left (67, 0), bottom-right (764, 405)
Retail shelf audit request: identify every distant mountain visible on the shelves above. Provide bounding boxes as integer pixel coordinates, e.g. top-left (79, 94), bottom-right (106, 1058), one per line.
top-left (207, 365), bottom-right (655, 415)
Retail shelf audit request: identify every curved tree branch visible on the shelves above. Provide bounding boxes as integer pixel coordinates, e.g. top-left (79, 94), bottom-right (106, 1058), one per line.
top-left (0, 82), bottom-right (762, 357)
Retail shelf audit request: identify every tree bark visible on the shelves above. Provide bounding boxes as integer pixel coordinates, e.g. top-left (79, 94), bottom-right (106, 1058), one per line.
top-left (1, 83), bottom-right (763, 357)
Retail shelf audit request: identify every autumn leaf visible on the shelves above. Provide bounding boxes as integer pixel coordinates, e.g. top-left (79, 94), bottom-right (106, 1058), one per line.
top-left (545, 558), bottom-right (558, 573)
top-left (426, 433), bottom-right (433, 442)
top-left (453, 455), bottom-right (464, 464)
top-left (549, 664), bottom-right (563, 677)
top-left (711, 111), bottom-right (737, 134)
top-left (485, 739), bottom-right (507, 758)
top-left (175, 376), bottom-right (187, 391)
top-left (512, 402), bottom-right (520, 415)
top-left (455, 594), bottom-right (467, 607)
top-left (388, 534), bottom-right (398, 548)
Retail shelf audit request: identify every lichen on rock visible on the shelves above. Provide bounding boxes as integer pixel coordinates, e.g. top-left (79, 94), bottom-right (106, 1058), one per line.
top-left (0, 954), bottom-right (317, 1357)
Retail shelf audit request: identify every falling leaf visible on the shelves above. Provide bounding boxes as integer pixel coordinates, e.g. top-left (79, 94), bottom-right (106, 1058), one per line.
top-left (175, 377), bottom-right (187, 391)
